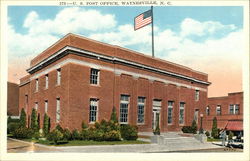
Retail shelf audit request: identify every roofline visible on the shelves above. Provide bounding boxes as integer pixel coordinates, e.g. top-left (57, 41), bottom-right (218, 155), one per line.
top-left (27, 46), bottom-right (210, 86)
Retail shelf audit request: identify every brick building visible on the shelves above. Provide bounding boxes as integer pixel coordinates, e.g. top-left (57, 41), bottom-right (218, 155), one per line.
top-left (19, 33), bottom-right (210, 132)
top-left (203, 92), bottom-right (243, 132)
top-left (7, 82), bottom-right (19, 117)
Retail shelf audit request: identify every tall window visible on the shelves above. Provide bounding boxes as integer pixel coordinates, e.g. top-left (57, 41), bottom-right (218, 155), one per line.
top-left (89, 99), bottom-right (98, 122)
top-left (229, 104), bottom-right (234, 114)
top-left (45, 100), bottom-right (48, 113)
top-left (168, 101), bottom-right (174, 124)
top-left (35, 79), bottom-right (39, 92)
top-left (206, 106), bottom-right (210, 116)
top-left (179, 102), bottom-right (185, 124)
top-left (216, 105), bottom-right (221, 115)
top-left (137, 97), bottom-right (145, 124)
top-left (90, 68), bottom-right (99, 85)
top-left (34, 102), bottom-right (38, 111)
top-left (56, 98), bottom-right (60, 123)
top-left (235, 104), bottom-right (239, 114)
top-left (195, 90), bottom-right (199, 101)
top-left (229, 104), bottom-right (240, 115)
top-left (57, 68), bottom-right (61, 85)
top-left (120, 95), bottom-right (129, 123)
top-left (45, 74), bottom-right (49, 89)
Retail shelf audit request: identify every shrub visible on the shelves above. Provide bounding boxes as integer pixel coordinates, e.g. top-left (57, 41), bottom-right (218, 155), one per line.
top-left (55, 124), bottom-right (64, 133)
top-left (43, 113), bottom-right (50, 136)
top-left (110, 107), bottom-right (118, 123)
top-left (12, 127), bottom-right (33, 139)
top-left (104, 130), bottom-right (121, 141)
top-left (31, 108), bottom-right (39, 132)
top-left (80, 129), bottom-right (89, 140)
top-left (33, 131), bottom-right (40, 140)
top-left (8, 122), bottom-right (21, 134)
top-left (81, 121), bottom-right (88, 130)
top-left (191, 120), bottom-right (197, 134)
top-left (72, 129), bottom-right (80, 140)
top-left (92, 130), bottom-right (104, 141)
top-left (63, 128), bottom-right (72, 141)
top-left (205, 131), bottom-right (210, 137)
top-left (211, 117), bottom-right (219, 138)
top-left (120, 124), bottom-right (138, 140)
top-left (20, 108), bottom-right (26, 128)
top-left (181, 126), bottom-right (193, 133)
top-left (47, 129), bottom-right (63, 144)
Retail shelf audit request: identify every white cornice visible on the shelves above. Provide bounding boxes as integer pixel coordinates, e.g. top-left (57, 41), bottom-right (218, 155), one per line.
top-left (28, 58), bottom-right (207, 92)
top-left (27, 46), bottom-right (210, 86)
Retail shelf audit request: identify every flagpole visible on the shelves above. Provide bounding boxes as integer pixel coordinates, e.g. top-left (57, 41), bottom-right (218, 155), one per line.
top-left (151, 6), bottom-right (155, 58)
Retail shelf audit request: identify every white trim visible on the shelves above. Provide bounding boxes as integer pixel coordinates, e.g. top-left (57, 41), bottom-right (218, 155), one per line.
top-left (27, 46), bottom-right (210, 86)
top-left (29, 58), bottom-right (207, 92)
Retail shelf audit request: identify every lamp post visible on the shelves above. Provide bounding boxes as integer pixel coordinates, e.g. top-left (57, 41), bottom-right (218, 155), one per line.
top-left (199, 113), bottom-right (204, 134)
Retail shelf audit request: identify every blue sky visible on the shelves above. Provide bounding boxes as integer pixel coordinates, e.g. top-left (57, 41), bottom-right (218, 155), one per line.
top-left (7, 6), bottom-right (244, 97)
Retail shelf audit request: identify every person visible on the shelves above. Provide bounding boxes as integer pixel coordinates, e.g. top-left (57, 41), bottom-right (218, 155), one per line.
top-left (220, 130), bottom-right (226, 146)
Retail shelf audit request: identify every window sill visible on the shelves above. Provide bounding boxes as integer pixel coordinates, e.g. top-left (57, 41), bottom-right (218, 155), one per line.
top-left (55, 84), bottom-right (61, 87)
top-left (89, 122), bottom-right (96, 124)
top-left (119, 122), bottom-right (128, 124)
top-left (90, 84), bottom-right (101, 87)
top-left (44, 88), bottom-right (48, 90)
top-left (137, 123), bottom-right (145, 125)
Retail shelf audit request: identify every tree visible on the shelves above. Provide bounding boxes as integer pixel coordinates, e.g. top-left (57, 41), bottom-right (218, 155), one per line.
top-left (110, 107), bottom-right (118, 123)
top-left (191, 120), bottom-right (197, 134)
top-left (20, 108), bottom-right (26, 128)
top-left (31, 108), bottom-right (39, 132)
top-left (43, 113), bottom-right (50, 136)
top-left (211, 117), bottom-right (219, 138)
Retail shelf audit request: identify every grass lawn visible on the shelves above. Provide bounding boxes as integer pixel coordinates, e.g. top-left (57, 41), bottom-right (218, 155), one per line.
top-left (207, 138), bottom-right (221, 142)
top-left (11, 138), bottom-right (149, 146)
top-left (37, 139), bottom-right (149, 146)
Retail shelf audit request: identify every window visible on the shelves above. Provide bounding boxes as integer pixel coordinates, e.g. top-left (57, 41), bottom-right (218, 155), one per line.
top-left (206, 106), bottom-right (210, 116)
top-left (45, 100), bottom-right (48, 113)
top-left (120, 95), bottom-right (129, 123)
top-left (90, 68), bottom-right (99, 85)
top-left (179, 102), bottom-right (185, 124)
top-left (168, 101), bottom-right (174, 124)
top-left (34, 102), bottom-right (38, 111)
top-left (229, 104), bottom-right (239, 115)
top-left (229, 104), bottom-right (234, 114)
top-left (57, 68), bottom-right (61, 85)
top-left (45, 74), bottom-right (49, 89)
top-left (35, 79), bottom-right (39, 92)
top-left (137, 97), bottom-right (145, 124)
top-left (56, 98), bottom-right (60, 123)
top-left (89, 99), bottom-right (98, 122)
top-left (216, 105), bottom-right (221, 115)
top-left (235, 105), bottom-right (239, 114)
top-left (195, 90), bottom-right (199, 101)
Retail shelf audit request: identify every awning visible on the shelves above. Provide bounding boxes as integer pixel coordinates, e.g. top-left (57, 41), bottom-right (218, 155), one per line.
top-left (225, 120), bottom-right (243, 131)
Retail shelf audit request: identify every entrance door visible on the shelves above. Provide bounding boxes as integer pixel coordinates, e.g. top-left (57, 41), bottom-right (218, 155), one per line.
top-left (152, 100), bottom-right (162, 130)
top-left (194, 109), bottom-right (199, 123)
top-left (152, 110), bottom-right (160, 130)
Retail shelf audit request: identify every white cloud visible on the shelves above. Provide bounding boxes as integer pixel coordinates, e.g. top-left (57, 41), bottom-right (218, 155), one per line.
top-left (180, 18), bottom-right (236, 37)
top-left (23, 7), bottom-right (116, 35)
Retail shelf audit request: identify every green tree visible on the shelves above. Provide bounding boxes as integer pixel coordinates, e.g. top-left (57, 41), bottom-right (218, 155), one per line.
top-left (31, 108), bottom-right (39, 132)
top-left (191, 120), bottom-right (197, 134)
top-left (43, 113), bottom-right (50, 136)
top-left (110, 107), bottom-right (118, 123)
top-left (47, 129), bottom-right (63, 144)
top-left (211, 117), bottom-right (219, 138)
top-left (20, 108), bottom-right (26, 128)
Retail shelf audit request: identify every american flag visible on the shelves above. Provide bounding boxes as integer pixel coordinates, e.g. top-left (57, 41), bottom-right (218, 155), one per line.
top-left (134, 9), bottom-right (152, 30)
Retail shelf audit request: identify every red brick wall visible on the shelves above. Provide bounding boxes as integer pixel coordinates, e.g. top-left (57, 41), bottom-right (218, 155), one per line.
top-left (203, 92), bottom-right (243, 131)
top-left (7, 82), bottom-right (19, 116)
